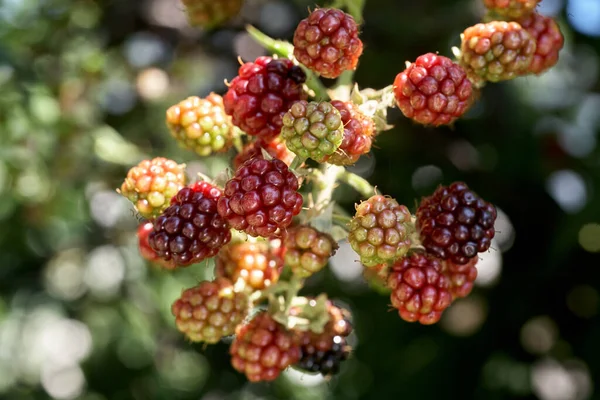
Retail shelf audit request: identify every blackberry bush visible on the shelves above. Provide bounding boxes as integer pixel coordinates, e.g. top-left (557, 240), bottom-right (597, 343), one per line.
top-left (117, 0), bottom-right (560, 383)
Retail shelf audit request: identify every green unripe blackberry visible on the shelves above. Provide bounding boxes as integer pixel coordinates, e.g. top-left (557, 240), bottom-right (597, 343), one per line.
top-left (284, 225), bottom-right (338, 278)
top-left (281, 101), bottom-right (344, 163)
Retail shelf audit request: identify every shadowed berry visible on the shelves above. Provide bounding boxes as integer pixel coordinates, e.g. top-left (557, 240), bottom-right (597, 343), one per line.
top-left (295, 335), bottom-right (350, 376)
top-left (349, 195), bottom-right (415, 267)
top-left (181, 0), bottom-right (243, 29)
top-left (119, 157), bottom-right (187, 219)
top-left (443, 258), bottom-right (479, 299)
top-left (137, 221), bottom-right (177, 270)
top-left (416, 182), bottom-right (497, 265)
top-left (149, 181), bottom-right (231, 266)
top-left (284, 225), bottom-right (339, 277)
top-left (233, 137), bottom-right (295, 170)
top-left (215, 240), bottom-right (283, 290)
top-left (293, 8), bottom-right (363, 79)
top-left (223, 56), bottom-right (307, 140)
top-left (387, 253), bottom-right (453, 325)
top-left (217, 158), bottom-right (303, 238)
top-left (460, 21), bottom-right (537, 83)
top-left (166, 93), bottom-right (238, 156)
top-left (230, 312), bottom-right (301, 382)
top-left (325, 100), bottom-right (374, 166)
top-left (483, 0), bottom-right (541, 19)
top-left (393, 53), bottom-right (475, 126)
top-left (281, 101), bottom-right (344, 162)
top-left (517, 13), bottom-right (564, 75)
top-left (171, 278), bottom-right (249, 343)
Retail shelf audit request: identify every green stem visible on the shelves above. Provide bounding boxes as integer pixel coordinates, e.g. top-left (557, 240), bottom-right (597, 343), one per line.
top-left (245, 25), bottom-right (329, 101)
top-left (338, 169), bottom-right (375, 198)
top-left (332, 213), bottom-right (352, 225)
top-left (313, 164), bottom-right (345, 214)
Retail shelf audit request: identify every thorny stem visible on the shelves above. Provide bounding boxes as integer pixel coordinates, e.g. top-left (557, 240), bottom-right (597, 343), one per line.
top-left (245, 25), bottom-right (329, 101)
top-left (338, 169), bottom-right (375, 198)
top-left (312, 164), bottom-right (345, 215)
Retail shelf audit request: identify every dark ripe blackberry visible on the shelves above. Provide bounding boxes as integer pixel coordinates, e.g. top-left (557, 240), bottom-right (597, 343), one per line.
top-left (149, 181), bottom-right (232, 266)
top-left (416, 182), bottom-right (497, 265)
top-left (296, 336), bottom-right (350, 376)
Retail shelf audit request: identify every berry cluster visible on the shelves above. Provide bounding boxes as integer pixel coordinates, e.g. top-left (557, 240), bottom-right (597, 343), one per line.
top-left (117, 0), bottom-right (558, 383)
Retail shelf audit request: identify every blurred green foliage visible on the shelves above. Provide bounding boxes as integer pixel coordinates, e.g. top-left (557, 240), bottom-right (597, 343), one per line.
top-left (0, 0), bottom-right (599, 399)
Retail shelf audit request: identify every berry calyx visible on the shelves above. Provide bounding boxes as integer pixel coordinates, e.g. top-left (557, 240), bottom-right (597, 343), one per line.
top-left (281, 101), bottom-right (344, 163)
top-left (443, 258), bottom-right (479, 299)
top-left (483, 0), bottom-right (541, 19)
top-left (230, 312), bottom-right (301, 382)
top-left (137, 221), bottom-right (177, 269)
top-left (416, 182), bottom-right (497, 265)
top-left (459, 21), bottom-right (537, 83)
top-left (148, 181), bottom-right (232, 266)
top-left (293, 8), bottom-right (363, 79)
top-left (393, 53), bottom-right (475, 126)
top-left (171, 278), bottom-right (249, 343)
top-left (284, 225), bottom-right (339, 278)
top-left (348, 195), bottom-right (415, 267)
top-left (217, 158), bottom-right (303, 238)
top-left (119, 157), bottom-right (187, 219)
top-left (223, 56), bottom-right (307, 140)
top-left (215, 240), bottom-right (283, 290)
top-left (387, 253), bottom-right (453, 325)
top-left (325, 100), bottom-right (374, 166)
top-left (233, 137), bottom-right (295, 170)
top-left (517, 13), bottom-right (564, 75)
top-left (181, 0), bottom-right (243, 29)
top-left (166, 93), bottom-right (238, 156)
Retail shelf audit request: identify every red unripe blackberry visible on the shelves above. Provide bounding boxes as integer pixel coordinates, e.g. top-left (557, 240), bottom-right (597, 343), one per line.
top-left (387, 253), bottom-right (453, 325)
top-left (460, 21), bottom-right (537, 83)
top-left (281, 101), bottom-right (344, 162)
top-left (326, 100), bottom-right (374, 166)
top-left (393, 53), bottom-right (475, 126)
top-left (171, 278), bottom-right (249, 343)
top-left (233, 137), bottom-right (295, 170)
top-left (293, 8), bottom-right (363, 79)
top-left (229, 311), bottom-right (301, 382)
top-left (517, 13), bottom-right (564, 75)
top-left (348, 195), bottom-right (415, 267)
top-left (148, 181), bottom-right (232, 266)
top-left (181, 0), bottom-right (243, 29)
top-left (166, 93), bottom-right (237, 156)
top-left (215, 240), bottom-right (283, 290)
top-left (483, 0), bottom-right (541, 19)
top-left (223, 56), bottom-right (307, 141)
top-left (284, 225), bottom-right (339, 277)
top-left (443, 258), bottom-right (478, 299)
top-left (416, 182), bottom-right (497, 265)
top-left (137, 221), bottom-right (177, 270)
top-left (119, 157), bottom-right (187, 219)
top-left (217, 158), bottom-right (303, 238)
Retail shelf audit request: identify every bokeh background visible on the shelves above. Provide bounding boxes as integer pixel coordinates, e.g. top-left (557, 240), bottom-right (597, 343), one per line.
top-left (1, 0), bottom-right (600, 399)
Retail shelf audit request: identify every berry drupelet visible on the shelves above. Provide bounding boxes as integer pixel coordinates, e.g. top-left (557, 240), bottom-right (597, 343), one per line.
top-left (230, 312), bottom-right (301, 382)
top-left (443, 258), bottom-right (479, 299)
top-left (119, 157), bottom-right (187, 219)
top-left (293, 8), bottom-right (363, 79)
top-left (393, 53), bottom-right (475, 126)
top-left (281, 101), bottom-right (344, 163)
top-left (517, 13), bottom-right (564, 75)
top-left (326, 100), bottom-right (374, 166)
top-left (137, 221), bottom-right (176, 270)
top-left (215, 240), bottom-right (283, 290)
top-left (223, 56), bottom-right (307, 141)
top-left (416, 182), bottom-right (497, 265)
top-left (166, 93), bottom-right (238, 156)
top-left (284, 225), bottom-right (339, 278)
top-left (387, 253), bottom-right (453, 325)
top-left (217, 158), bottom-right (303, 238)
top-left (348, 195), bottom-right (415, 267)
top-left (459, 21), bottom-right (537, 83)
top-left (148, 181), bottom-right (232, 266)
top-left (171, 278), bottom-right (249, 343)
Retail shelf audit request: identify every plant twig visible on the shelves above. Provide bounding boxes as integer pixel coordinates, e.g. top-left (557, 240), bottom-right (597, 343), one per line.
top-left (338, 169), bottom-right (375, 198)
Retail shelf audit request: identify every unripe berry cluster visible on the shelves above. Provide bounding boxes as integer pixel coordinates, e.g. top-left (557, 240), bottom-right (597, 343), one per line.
top-left (117, 0), bottom-right (556, 383)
